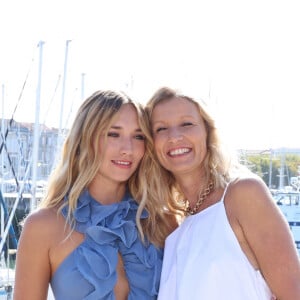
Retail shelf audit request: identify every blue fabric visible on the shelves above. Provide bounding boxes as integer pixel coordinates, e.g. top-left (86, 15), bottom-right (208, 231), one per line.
top-left (50, 190), bottom-right (163, 300)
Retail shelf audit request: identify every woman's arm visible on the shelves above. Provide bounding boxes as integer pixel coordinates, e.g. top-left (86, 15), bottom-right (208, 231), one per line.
top-left (230, 177), bottom-right (300, 299)
top-left (14, 209), bottom-right (53, 300)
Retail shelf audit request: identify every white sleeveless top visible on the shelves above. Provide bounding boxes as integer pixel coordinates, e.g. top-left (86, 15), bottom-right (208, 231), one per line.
top-left (158, 188), bottom-right (274, 300)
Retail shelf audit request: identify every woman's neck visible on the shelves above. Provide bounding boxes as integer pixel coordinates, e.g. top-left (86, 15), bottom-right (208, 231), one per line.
top-left (175, 171), bottom-right (207, 204)
top-left (88, 177), bottom-right (126, 205)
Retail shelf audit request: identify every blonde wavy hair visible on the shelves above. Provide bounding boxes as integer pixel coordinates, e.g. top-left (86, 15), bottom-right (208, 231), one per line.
top-left (40, 90), bottom-right (173, 247)
top-left (144, 87), bottom-right (239, 214)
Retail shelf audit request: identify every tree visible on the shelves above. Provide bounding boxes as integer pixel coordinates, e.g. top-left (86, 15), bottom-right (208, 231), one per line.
top-left (238, 152), bottom-right (300, 190)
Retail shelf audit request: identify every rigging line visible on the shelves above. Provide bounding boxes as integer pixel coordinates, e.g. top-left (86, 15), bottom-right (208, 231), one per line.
top-left (42, 74), bottom-right (61, 125)
top-left (0, 131), bottom-right (20, 189)
top-left (39, 75), bottom-right (62, 175)
top-left (0, 126), bottom-right (32, 226)
top-left (0, 140), bottom-right (29, 217)
top-left (52, 87), bottom-right (79, 170)
top-left (0, 120), bottom-right (33, 193)
top-left (15, 126), bottom-right (31, 172)
top-left (4, 122), bottom-right (32, 178)
top-left (0, 192), bottom-right (18, 249)
top-left (64, 87), bottom-right (79, 130)
top-left (0, 44), bottom-right (38, 155)
top-left (0, 152), bottom-right (33, 254)
top-left (0, 124), bottom-right (30, 187)
top-left (50, 86), bottom-right (78, 173)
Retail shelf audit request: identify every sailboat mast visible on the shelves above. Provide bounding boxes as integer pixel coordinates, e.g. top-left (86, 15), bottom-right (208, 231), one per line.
top-left (53, 40), bottom-right (71, 171)
top-left (268, 149), bottom-right (273, 188)
top-left (81, 73), bottom-right (85, 101)
top-left (278, 150), bottom-right (286, 191)
top-left (30, 41), bottom-right (44, 212)
top-left (58, 40), bottom-right (71, 138)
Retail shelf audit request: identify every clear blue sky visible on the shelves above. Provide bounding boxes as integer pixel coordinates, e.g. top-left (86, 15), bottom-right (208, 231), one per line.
top-left (1, 0), bottom-right (299, 150)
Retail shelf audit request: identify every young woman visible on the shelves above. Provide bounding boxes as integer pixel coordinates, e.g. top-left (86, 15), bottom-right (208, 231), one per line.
top-left (145, 86), bottom-right (300, 300)
top-left (14, 90), bottom-right (175, 300)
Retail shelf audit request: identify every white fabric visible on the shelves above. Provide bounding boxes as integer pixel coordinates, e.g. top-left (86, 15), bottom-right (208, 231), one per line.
top-left (158, 189), bottom-right (273, 300)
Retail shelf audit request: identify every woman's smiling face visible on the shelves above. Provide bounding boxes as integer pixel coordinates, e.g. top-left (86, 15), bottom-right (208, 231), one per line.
top-left (151, 97), bottom-right (208, 178)
top-left (95, 103), bottom-right (145, 185)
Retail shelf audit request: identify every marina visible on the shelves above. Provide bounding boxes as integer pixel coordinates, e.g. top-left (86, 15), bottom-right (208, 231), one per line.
top-left (273, 189), bottom-right (300, 254)
top-left (0, 39), bottom-right (299, 299)
top-left (1, 184), bottom-right (300, 299)
top-left (0, 137), bottom-right (300, 299)
top-left (0, 0), bottom-right (299, 296)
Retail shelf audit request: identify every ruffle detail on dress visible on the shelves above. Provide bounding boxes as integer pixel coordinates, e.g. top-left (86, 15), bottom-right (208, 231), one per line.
top-left (61, 190), bottom-right (163, 300)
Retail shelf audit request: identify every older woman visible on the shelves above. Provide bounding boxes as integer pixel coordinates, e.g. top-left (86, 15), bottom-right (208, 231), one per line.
top-left (145, 87), bottom-right (300, 300)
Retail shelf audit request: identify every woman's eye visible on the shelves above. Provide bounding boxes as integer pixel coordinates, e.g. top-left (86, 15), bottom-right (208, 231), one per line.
top-left (155, 127), bottom-right (167, 133)
top-left (182, 122), bottom-right (193, 127)
top-left (107, 132), bottom-right (119, 138)
top-left (135, 134), bottom-right (145, 140)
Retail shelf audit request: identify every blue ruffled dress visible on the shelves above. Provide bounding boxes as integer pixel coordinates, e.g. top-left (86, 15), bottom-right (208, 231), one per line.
top-left (50, 189), bottom-right (163, 300)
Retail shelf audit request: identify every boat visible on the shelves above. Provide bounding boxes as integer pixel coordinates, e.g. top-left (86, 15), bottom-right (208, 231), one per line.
top-left (273, 189), bottom-right (300, 254)
top-left (0, 263), bottom-right (14, 300)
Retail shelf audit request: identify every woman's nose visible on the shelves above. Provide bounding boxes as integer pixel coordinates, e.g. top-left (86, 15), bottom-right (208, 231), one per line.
top-left (120, 138), bottom-right (133, 155)
top-left (168, 127), bottom-right (183, 143)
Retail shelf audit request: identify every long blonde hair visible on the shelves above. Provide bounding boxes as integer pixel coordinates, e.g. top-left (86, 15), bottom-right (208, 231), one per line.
top-left (40, 90), bottom-right (172, 246)
top-left (145, 87), bottom-right (238, 213)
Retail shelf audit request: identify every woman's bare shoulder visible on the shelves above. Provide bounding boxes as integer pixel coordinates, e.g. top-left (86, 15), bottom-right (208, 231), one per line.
top-left (224, 175), bottom-right (275, 219)
top-left (22, 207), bottom-right (61, 236)
top-left (230, 174), bottom-right (265, 186)
top-left (229, 175), bottom-right (269, 198)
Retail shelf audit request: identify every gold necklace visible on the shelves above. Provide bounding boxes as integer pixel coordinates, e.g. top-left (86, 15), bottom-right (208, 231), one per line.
top-left (185, 181), bottom-right (214, 215)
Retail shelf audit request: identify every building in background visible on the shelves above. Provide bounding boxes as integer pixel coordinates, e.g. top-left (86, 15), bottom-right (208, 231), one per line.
top-left (0, 119), bottom-right (59, 193)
